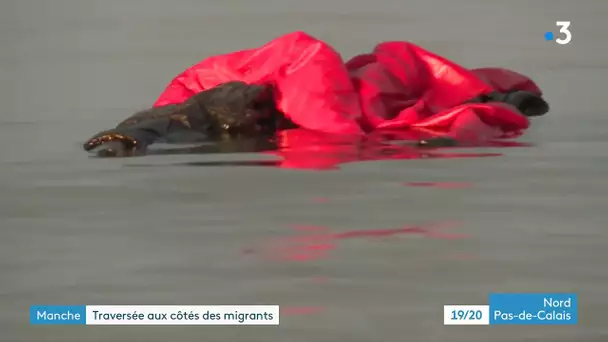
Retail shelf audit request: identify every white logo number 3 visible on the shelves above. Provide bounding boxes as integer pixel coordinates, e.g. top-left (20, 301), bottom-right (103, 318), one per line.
top-left (556, 21), bottom-right (572, 45)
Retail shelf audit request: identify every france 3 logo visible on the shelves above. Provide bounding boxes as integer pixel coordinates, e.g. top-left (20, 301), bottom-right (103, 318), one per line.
top-left (545, 21), bottom-right (572, 45)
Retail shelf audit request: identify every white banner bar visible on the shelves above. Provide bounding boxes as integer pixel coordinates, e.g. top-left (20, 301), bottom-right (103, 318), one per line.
top-left (85, 305), bottom-right (280, 325)
top-left (444, 305), bottom-right (490, 325)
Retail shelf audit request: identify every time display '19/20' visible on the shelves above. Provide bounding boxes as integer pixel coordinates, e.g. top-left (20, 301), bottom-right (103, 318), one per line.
top-left (452, 309), bottom-right (483, 320)
top-left (545, 21), bottom-right (572, 45)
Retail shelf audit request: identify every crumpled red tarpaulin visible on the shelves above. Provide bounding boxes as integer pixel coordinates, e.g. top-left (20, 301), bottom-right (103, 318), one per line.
top-left (154, 31), bottom-right (542, 143)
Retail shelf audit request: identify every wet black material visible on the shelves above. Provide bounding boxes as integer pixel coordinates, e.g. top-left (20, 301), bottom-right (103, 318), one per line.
top-left (467, 90), bottom-right (549, 116)
top-left (83, 81), bottom-right (294, 153)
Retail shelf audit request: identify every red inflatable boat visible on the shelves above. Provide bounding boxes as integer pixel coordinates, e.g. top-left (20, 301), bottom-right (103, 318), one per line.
top-left (84, 31), bottom-right (549, 169)
top-left (153, 31), bottom-right (548, 141)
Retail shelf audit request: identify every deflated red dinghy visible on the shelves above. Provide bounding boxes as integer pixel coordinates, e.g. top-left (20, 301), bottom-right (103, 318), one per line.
top-left (153, 31), bottom-right (548, 141)
top-left (83, 31), bottom-right (548, 162)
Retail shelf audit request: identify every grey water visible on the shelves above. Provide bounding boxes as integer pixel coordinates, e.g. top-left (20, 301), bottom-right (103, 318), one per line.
top-left (1, 0), bottom-right (608, 341)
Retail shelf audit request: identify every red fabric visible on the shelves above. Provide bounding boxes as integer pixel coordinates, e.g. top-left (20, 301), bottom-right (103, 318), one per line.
top-left (154, 31), bottom-right (542, 141)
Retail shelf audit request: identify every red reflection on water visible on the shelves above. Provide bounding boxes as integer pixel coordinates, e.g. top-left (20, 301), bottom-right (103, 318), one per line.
top-left (405, 182), bottom-right (471, 188)
top-left (262, 129), bottom-right (503, 170)
top-left (250, 221), bottom-right (466, 262)
top-left (147, 128), bottom-right (528, 170)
